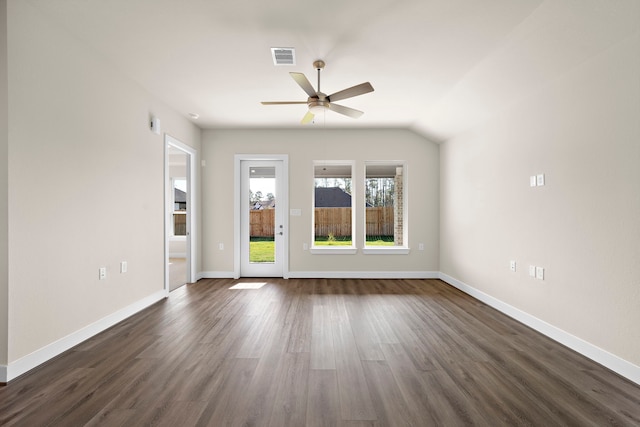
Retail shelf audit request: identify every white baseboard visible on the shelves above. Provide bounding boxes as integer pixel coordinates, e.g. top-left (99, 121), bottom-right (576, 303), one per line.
top-left (288, 271), bottom-right (440, 279)
top-left (1, 290), bottom-right (166, 383)
top-left (199, 271), bottom-right (439, 280)
top-left (199, 271), bottom-right (236, 279)
top-left (438, 272), bottom-right (640, 386)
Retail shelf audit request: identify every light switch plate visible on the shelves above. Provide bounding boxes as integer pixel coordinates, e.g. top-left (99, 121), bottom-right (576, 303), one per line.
top-left (529, 265), bottom-right (536, 277)
top-left (536, 266), bottom-right (544, 280)
top-left (530, 176), bottom-right (537, 187)
top-left (510, 260), bottom-right (516, 272)
top-left (536, 174), bottom-right (545, 186)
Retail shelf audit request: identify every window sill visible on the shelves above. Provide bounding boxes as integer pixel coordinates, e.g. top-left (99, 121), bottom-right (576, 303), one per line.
top-left (362, 247), bottom-right (410, 255)
top-left (310, 246), bottom-right (358, 255)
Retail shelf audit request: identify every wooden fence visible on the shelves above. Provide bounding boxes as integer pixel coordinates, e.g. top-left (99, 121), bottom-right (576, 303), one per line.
top-left (249, 207), bottom-right (393, 238)
top-left (250, 209), bottom-right (275, 237)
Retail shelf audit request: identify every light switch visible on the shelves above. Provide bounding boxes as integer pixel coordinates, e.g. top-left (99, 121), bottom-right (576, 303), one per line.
top-left (536, 174), bottom-right (545, 186)
top-left (530, 176), bottom-right (537, 187)
top-left (536, 267), bottom-right (544, 280)
top-left (510, 260), bottom-right (516, 272)
top-left (529, 265), bottom-right (536, 277)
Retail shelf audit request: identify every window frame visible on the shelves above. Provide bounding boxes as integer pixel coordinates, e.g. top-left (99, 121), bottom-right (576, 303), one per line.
top-left (362, 161), bottom-right (409, 255)
top-left (310, 160), bottom-right (357, 254)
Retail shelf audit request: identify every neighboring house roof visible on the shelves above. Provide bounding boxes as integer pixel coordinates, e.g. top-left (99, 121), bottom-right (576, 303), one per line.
top-left (315, 187), bottom-right (353, 207)
top-left (174, 188), bottom-right (186, 203)
top-left (252, 199), bottom-right (276, 210)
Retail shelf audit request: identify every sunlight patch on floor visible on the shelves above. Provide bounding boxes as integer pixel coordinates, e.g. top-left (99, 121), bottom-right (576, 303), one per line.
top-left (229, 282), bottom-right (267, 290)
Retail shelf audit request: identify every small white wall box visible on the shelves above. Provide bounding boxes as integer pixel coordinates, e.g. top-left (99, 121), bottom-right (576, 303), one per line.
top-left (150, 116), bottom-right (161, 134)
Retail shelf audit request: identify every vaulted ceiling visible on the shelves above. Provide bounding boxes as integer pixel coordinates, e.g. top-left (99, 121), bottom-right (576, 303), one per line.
top-left (25, 0), bottom-right (640, 142)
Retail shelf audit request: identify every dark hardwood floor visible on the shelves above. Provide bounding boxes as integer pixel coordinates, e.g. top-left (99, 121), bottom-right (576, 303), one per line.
top-left (1, 278), bottom-right (639, 426)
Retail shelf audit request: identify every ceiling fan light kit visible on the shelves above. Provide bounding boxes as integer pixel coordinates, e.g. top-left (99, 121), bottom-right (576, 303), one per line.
top-left (261, 60), bottom-right (374, 124)
top-left (308, 100), bottom-right (330, 114)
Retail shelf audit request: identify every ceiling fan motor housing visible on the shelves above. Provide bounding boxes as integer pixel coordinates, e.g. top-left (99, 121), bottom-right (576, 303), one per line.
top-left (308, 98), bottom-right (330, 113)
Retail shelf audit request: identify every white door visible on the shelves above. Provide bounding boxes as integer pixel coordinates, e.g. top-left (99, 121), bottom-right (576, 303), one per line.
top-left (240, 159), bottom-right (286, 277)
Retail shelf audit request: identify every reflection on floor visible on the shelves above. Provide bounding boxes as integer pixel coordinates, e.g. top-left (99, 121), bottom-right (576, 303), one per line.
top-left (168, 258), bottom-right (187, 291)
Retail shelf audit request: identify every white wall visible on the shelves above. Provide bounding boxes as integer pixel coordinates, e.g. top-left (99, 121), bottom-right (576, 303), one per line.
top-left (4, 0), bottom-right (201, 370)
top-left (201, 128), bottom-right (439, 276)
top-left (0, 0), bottom-right (8, 369)
top-left (440, 31), bottom-right (640, 370)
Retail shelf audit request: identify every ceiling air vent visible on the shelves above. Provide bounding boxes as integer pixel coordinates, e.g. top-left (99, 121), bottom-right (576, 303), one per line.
top-left (271, 47), bottom-right (295, 66)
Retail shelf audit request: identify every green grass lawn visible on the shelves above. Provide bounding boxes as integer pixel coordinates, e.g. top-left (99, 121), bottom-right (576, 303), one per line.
top-left (364, 240), bottom-right (395, 246)
top-left (249, 240), bottom-right (275, 262)
top-left (313, 240), bottom-right (353, 246)
top-left (313, 240), bottom-right (395, 246)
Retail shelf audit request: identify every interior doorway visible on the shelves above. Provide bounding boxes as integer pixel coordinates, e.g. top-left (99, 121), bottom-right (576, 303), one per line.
top-left (165, 135), bottom-right (196, 292)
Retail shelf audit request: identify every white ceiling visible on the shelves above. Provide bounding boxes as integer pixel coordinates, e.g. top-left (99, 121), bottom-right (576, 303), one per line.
top-left (25, 0), bottom-right (639, 142)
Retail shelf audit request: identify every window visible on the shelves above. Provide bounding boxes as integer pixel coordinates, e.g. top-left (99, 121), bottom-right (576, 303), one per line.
top-left (312, 162), bottom-right (356, 253)
top-left (172, 178), bottom-right (187, 236)
top-left (364, 162), bottom-right (408, 253)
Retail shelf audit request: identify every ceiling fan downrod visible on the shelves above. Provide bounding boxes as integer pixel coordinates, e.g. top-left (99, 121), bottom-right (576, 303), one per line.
top-left (313, 60), bottom-right (325, 93)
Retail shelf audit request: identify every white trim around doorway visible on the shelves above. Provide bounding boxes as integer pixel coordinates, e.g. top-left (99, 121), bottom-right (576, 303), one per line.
top-left (234, 154), bottom-right (289, 279)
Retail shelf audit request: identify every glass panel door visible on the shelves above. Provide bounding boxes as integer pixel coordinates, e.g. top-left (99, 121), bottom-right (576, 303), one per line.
top-left (240, 160), bottom-right (284, 277)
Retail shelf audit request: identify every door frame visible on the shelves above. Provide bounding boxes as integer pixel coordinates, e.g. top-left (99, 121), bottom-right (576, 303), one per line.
top-left (234, 154), bottom-right (289, 279)
top-left (165, 134), bottom-right (198, 293)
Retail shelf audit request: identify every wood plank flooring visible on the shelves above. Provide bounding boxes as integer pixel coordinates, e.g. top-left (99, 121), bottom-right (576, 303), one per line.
top-left (1, 278), bottom-right (639, 426)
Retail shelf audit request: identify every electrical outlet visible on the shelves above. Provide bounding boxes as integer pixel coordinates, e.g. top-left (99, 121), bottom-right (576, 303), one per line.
top-left (120, 261), bottom-right (127, 273)
top-left (510, 260), bottom-right (516, 272)
top-left (418, 243), bottom-right (425, 251)
top-left (536, 266), bottom-right (544, 280)
top-left (99, 267), bottom-right (106, 280)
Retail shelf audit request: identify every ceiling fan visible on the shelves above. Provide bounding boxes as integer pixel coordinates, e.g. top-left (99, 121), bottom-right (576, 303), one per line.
top-left (261, 60), bottom-right (374, 124)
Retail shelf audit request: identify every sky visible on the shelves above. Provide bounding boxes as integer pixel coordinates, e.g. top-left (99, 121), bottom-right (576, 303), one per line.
top-left (251, 178), bottom-right (276, 197)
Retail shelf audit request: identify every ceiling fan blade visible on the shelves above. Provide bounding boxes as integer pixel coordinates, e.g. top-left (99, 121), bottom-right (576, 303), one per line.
top-left (261, 101), bottom-right (307, 105)
top-left (328, 82), bottom-right (374, 102)
top-left (290, 72), bottom-right (318, 98)
top-left (301, 111), bottom-right (315, 124)
top-left (329, 103), bottom-right (364, 119)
